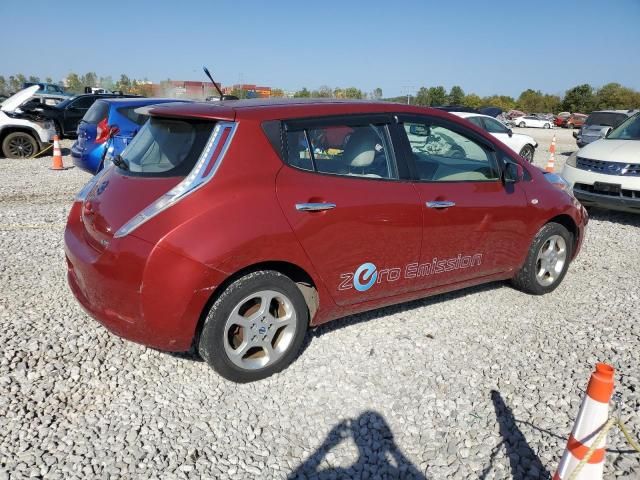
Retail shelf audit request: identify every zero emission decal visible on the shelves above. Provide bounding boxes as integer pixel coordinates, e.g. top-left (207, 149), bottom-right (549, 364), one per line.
top-left (339, 253), bottom-right (483, 292)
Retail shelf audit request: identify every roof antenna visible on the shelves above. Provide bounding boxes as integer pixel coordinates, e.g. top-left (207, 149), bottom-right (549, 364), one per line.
top-left (203, 66), bottom-right (238, 101)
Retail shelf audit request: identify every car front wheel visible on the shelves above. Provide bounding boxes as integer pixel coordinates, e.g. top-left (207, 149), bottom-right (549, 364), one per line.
top-left (519, 144), bottom-right (535, 163)
top-left (2, 132), bottom-right (39, 159)
top-left (198, 270), bottom-right (309, 383)
top-left (511, 222), bottom-right (573, 295)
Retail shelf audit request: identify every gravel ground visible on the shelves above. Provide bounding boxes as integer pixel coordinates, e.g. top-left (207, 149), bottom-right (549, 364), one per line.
top-left (1, 132), bottom-right (639, 479)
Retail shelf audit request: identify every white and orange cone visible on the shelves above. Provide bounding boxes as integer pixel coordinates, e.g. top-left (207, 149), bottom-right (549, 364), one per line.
top-left (50, 135), bottom-right (65, 170)
top-left (545, 134), bottom-right (557, 172)
top-left (554, 363), bottom-right (615, 480)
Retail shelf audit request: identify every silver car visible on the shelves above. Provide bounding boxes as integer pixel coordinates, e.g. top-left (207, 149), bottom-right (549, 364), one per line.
top-left (575, 110), bottom-right (638, 147)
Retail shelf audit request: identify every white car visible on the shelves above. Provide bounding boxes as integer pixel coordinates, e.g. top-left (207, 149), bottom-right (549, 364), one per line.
top-left (512, 115), bottom-right (553, 129)
top-left (452, 112), bottom-right (538, 162)
top-left (0, 86), bottom-right (56, 159)
top-left (562, 112), bottom-right (640, 213)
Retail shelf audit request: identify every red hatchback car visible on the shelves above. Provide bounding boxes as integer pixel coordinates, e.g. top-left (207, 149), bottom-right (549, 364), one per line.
top-left (65, 99), bottom-right (588, 382)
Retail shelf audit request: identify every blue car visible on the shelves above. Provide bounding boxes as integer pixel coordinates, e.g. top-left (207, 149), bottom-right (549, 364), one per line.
top-left (71, 98), bottom-right (188, 174)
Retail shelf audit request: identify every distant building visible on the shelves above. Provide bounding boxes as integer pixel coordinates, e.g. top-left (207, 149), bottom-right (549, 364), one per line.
top-left (152, 80), bottom-right (222, 99)
top-left (224, 84), bottom-right (272, 98)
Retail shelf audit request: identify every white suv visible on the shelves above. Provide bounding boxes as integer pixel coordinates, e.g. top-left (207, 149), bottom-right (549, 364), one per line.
top-left (562, 112), bottom-right (640, 213)
top-left (0, 86), bottom-right (56, 159)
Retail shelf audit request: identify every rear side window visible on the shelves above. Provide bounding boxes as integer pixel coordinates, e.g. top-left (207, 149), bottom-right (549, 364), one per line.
top-left (285, 122), bottom-right (398, 180)
top-left (117, 117), bottom-right (214, 177)
top-left (116, 106), bottom-right (148, 126)
top-left (83, 100), bottom-right (109, 124)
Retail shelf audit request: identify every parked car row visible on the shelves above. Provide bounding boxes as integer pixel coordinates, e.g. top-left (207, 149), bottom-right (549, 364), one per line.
top-left (574, 110), bottom-right (638, 147)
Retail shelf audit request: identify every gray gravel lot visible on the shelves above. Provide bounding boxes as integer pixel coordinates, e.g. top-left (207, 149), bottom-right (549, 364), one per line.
top-left (1, 131), bottom-right (639, 479)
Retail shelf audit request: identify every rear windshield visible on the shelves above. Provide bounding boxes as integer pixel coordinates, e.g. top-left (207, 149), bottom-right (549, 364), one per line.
top-left (116, 106), bottom-right (148, 126)
top-left (585, 112), bottom-right (627, 127)
top-left (116, 117), bottom-right (214, 177)
top-left (83, 100), bottom-right (110, 124)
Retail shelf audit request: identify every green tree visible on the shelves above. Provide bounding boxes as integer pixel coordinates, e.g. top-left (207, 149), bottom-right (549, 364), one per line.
top-left (81, 72), bottom-right (98, 89)
top-left (414, 87), bottom-right (430, 106)
top-left (462, 94), bottom-right (483, 109)
top-left (99, 76), bottom-right (115, 91)
top-left (270, 88), bottom-right (285, 98)
top-left (28, 75), bottom-right (40, 83)
top-left (594, 83), bottom-right (638, 110)
top-left (115, 74), bottom-right (131, 92)
top-left (371, 87), bottom-right (383, 100)
top-left (45, 77), bottom-right (53, 84)
top-left (343, 87), bottom-right (363, 99)
top-left (448, 85), bottom-right (465, 105)
top-left (0, 76), bottom-right (6, 95)
top-left (294, 87), bottom-right (310, 98)
top-left (65, 73), bottom-right (83, 93)
top-left (562, 84), bottom-right (594, 113)
top-left (482, 94), bottom-right (516, 112)
top-left (427, 86), bottom-right (447, 106)
top-left (314, 86), bottom-right (333, 98)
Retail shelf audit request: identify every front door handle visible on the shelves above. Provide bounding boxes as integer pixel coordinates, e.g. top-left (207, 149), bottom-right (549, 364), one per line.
top-left (426, 201), bottom-right (456, 209)
top-left (295, 202), bottom-right (337, 212)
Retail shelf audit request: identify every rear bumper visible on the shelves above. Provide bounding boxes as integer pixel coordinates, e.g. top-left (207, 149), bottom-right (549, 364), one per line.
top-left (71, 141), bottom-right (105, 174)
top-left (64, 202), bottom-right (227, 351)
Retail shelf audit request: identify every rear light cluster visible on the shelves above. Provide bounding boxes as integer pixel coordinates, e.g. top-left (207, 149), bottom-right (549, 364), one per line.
top-left (114, 122), bottom-right (237, 239)
top-left (95, 118), bottom-right (109, 144)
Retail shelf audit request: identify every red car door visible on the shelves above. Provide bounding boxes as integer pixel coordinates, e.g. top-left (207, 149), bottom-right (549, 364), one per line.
top-left (397, 115), bottom-right (530, 289)
top-left (276, 116), bottom-right (422, 306)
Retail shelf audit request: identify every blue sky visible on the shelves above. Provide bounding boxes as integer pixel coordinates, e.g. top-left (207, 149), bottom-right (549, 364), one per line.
top-left (1, 0), bottom-right (638, 98)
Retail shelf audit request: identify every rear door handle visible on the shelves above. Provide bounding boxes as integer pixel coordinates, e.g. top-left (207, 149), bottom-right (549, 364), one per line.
top-left (426, 201), bottom-right (456, 209)
top-left (295, 202), bottom-right (337, 212)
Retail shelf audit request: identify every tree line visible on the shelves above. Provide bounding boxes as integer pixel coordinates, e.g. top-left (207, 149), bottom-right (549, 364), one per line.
top-left (2, 71), bottom-right (639, 114)
top-left (293, 83), bottom-right (640, 114)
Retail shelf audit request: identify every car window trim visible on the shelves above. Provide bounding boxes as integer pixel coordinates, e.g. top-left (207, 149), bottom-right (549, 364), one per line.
top-left (395, 114), bottom-right (504, 183)
top-left (280, 114), bottom-right (411, 182)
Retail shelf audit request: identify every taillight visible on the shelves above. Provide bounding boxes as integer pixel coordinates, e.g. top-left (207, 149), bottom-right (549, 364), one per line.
top-left (95, 118), bottom-right (109, 144)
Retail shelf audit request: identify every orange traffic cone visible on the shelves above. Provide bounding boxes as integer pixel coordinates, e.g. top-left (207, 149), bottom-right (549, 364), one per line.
top-left (50, 135), bottom-right (65, 170)
top-left (545, 135), bottom-right (557, 172)
top-left (554, 363), bottom-right (615, 480)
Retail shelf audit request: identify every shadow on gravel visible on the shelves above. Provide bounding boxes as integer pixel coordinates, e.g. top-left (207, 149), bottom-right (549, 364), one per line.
top-left (288, 411), bottom-right (426, 479)
top-left (480, 390), bottom-right (550, 480)
top-left (586, 208), bottom-right (640, 227)
top-left (300, 282), bottom-right (500, 355)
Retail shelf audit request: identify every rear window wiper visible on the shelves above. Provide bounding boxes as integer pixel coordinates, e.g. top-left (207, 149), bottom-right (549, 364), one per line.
top-left (112, 154), bottom-right (129, 171)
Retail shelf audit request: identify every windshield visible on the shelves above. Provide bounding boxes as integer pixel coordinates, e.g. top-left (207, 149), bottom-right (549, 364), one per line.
top-left (116, 117), bottom-right (215, 176)
top-left (585, 112), bottom-right (627, 127)
top-left (606, 113), bottom-right (640, 140)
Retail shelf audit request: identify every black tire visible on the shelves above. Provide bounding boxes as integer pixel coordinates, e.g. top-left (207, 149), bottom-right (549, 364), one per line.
top-left (2, 132), bottom-right (39, 159)
top-left (544, 123), bottom-right (551, 129)
top-left (198, 270), bottom-right (309, 383)
top-left (518, 121), bottom-right (526, 128)
top-left (511, 222), bottom-right (573, 295)
top-left (519, 144), bottom-right (535, 163)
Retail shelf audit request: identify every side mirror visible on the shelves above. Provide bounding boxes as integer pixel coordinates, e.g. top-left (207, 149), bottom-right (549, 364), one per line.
top-left (507, 129), bottom-right (513, 137)
top-left (504, 162), bottom-right (523, 184)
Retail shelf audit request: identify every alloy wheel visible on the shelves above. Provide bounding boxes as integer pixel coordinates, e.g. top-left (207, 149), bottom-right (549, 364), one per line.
top-left (8, 135), bottom-right (35, 158)
top-left (535, 235), bottom-right (567, 287)
top-left (223, 289), bottom-right (297, 370)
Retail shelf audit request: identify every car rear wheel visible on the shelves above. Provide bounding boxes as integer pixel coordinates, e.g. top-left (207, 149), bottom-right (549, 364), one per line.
top-left (544, 123), bottom-right (551, 129)
top-left (2, 132), bottom-right (38, 159)
top-left (511, 222), bottom-right (573, 295)
top-left (518, 121), bottom-right (526, 128)
top-left (519, 144), bottom-right (535, 163)
top-left (198, 270), bottom-right (309, 383)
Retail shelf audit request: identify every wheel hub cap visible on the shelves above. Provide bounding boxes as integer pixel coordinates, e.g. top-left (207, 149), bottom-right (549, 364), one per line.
top-left (535, 235), bottom-right (567, 287)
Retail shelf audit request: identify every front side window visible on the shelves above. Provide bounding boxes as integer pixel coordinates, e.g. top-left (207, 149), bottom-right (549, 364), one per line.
top-left (483, 117), bottom-right (510, 134)
top-left (403, 120), bottom-right (500, 182)
top-left (117, 117), bottom-right (215, 176)
top-left (285, 122), bottom-right (398, 179)
top-left (70, 96), bottom-right (95, 109)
